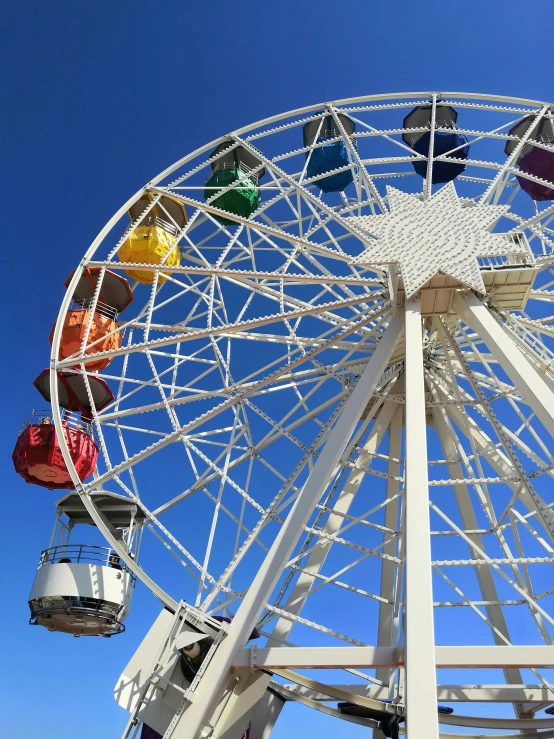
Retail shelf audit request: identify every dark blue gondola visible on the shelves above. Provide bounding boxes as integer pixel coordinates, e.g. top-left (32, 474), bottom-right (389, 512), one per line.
top-left (403, 104), bottom-right (470, 184)
top-left (303, 113), bottom-right (358, 193)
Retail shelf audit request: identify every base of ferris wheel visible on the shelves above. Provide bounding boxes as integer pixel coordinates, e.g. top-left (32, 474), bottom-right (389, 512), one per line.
top-left (113, 272), bottom-right (554, 738)
top-left (23, 261), bottom-right (554, 738)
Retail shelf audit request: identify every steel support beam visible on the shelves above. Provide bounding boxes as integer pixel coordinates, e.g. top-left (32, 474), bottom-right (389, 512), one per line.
top-left (455, 292), bottom-right (554, 438)
top-left (248, 690), bottom-right (286, 739)
top-left (404, 298), bottom-right (439, 739)
top-left (431, 405), bottom-right (526, 706)
top-left (170, 311), bottom-right (404, 738)
top-left (267, 393), bottom-right (401, 646)
top-left (376, 403), bottom-right (403, 691)
top-left (280, 683), bottom-right (554, 704)
top-left (230, 645), bottom-right (554, 669)
top-left (247, 389), bottom-right (402, 739)
top-left (250, 393), bottom-right (401, 737)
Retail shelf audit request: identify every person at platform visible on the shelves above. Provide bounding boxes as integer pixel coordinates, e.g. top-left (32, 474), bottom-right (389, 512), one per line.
top-left (109, 553), bottom-right (122, 570)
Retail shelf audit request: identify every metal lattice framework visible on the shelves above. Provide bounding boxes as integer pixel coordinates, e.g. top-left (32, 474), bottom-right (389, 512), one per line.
top-left (49, 92), bottom-right (554, 738)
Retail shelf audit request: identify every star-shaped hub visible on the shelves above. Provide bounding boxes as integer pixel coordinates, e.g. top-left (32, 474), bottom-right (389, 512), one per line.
top-left (348, 182), bottom-right (522, 298)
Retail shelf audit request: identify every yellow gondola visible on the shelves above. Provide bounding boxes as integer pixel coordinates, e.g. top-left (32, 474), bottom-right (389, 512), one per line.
top-left (117, 193), bottom-right (186, 284)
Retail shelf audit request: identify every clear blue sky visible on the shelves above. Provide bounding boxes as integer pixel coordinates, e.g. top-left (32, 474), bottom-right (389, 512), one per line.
top-left (1, 2), bottom-right (553, 737)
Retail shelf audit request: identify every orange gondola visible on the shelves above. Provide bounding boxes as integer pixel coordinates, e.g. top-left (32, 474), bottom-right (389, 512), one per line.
top-left (50, 269), bottom-right (133, 371)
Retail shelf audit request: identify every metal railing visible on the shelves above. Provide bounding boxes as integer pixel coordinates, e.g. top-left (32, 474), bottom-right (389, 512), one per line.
top-left (478, 232), bottom-right (535, 271)
top-left (29, 595), bottom-right (126, 635)
top-left (18, 409), bottom-right (97, 441)
top-left (133, 214), bottom-right (180, 236)
top-left (317, 130), bottom-right (358, 144)
top-left (207, 160), bottom-right (262, 182)
top-left (70, 297), bottom-right (120, 322)
top-left (38, 544), bottom-right (137, 584)
top-left (406, 119), bottom-right (458, 146)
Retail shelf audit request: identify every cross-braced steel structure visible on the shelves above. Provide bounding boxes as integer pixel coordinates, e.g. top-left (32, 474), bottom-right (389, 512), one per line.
top-left (49, 92), bottom-right (554, 738)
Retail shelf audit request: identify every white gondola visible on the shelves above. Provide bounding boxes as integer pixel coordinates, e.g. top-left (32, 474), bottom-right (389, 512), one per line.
top-left (28, 490), bottom-right (145, 637)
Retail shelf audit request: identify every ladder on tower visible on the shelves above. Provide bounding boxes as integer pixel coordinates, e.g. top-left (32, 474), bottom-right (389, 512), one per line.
top-left (120, 602), bottom-right (190, 739)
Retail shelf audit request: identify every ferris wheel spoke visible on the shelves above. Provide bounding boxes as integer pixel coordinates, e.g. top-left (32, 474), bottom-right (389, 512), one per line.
top-left (207, 395), bottom-right (398, 620)
top-left (97, 355), bottom-right (220, 420)
top-left (193, 408), bottom-right (245, 606)
top-left (185, 439), bottom-right (265, 516)
top-left (57, 292), bottom-right (385, 370)
top-left (480, 106), bottom-right (549, 206)
top-left (233, 132), bottom-right (389, 246)
top-left (198, 382), bottom-right (361, 611)
top-left (430, 404), bottom-right (530, 696)
top-left (152, 384), bottom-right (349, 521)
top-left (37, 92), bottom-right (554, 735)
top-left (177, 455), bottom-right (272, 559)
top-left (144, 522), bottom-right (237, 614)
top-left (434, 346), bottom-right (554, 543)
top-left (103, 473), bottom-right (225, 591)
top-left (88, 304), bottom-right (391, 491)
top-left (155, 187), bottom-right (354, 265)
top-left (431, 501), bottom-right (554, 632)
top-left (95, 302), bottom-right (391, 425)
top-left (97, 363), bottom-right (338, 425)
top-left (199, 276), bottom-right (383, 328)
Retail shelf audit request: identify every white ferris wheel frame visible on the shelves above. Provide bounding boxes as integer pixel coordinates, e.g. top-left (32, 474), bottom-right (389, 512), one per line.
top-left (46, 91), bottom-right (554, 739)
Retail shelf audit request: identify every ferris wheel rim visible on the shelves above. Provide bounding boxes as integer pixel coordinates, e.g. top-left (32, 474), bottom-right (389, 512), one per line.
top-left (52, 90), bottom-right (552, 283)
top-left (44, 90), bottom-right (554, 732)
top-left (49, 88), bottom-right (554, 603)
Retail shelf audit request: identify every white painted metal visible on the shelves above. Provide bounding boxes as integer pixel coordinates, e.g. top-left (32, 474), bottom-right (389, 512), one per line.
top-left (280, 683), bottom-right (554, 703)
top-left (230, 644), bottom-right (554, 669)
top-left (430, 403), bottom-right (528, 717)
top-left (248, 690), bottom-right (285, 739)
top-left (350, 182), bottom-right (520, 297)
top-left (116, 607), bottom-right (184, 736)
top-left (169, 312), bottom-right (403, 736)
top-left (40, 92), bottom-right (554, 737)
top-left (30, 561), bottom-right (131, 608)
top-left (266, 395), bottom-right (402, 647)
top-left (455, 291), bottom-right (554, 438)
top-left (404, 298), bottom-right (439, 739)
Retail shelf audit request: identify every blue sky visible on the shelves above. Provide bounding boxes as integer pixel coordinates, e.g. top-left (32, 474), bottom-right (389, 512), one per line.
top-left (2, 1), bottom-right (554, 737)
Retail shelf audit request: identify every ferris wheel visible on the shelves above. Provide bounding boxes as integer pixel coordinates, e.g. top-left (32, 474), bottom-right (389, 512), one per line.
top-left (14, 91), bottom-right (554, 739)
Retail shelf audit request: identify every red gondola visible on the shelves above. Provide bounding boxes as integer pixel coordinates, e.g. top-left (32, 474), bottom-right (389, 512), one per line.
top-left (12, 410), bottom-right (98, 490)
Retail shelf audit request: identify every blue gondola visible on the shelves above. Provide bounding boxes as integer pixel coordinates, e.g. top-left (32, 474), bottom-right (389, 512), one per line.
top-left (303, 113), bottom-right (358, 193)
top-left (403, 104), bottom-right (470, 184)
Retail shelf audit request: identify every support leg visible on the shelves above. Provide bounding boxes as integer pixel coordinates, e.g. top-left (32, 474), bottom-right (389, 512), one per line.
top-left (454, 292), bottom-right (554, 438)
top-left (376, 404), bottom-right (403, 687)
top-left (170, 311), bottom-right (404, 738)
top-left (268, 394), bottom-right (401, 646)
top-left (431, 405), bottom-right (526, 715)
top-left (248, 690), bottom-right (286, 739)
top-left (252, 396), bottom-right (401, 738)
top-left (404, 298), bottom-right (439, 739)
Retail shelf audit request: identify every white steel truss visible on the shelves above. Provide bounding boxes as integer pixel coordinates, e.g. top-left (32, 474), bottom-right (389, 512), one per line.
top-left (44, 92), bottom-right (554, 738)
